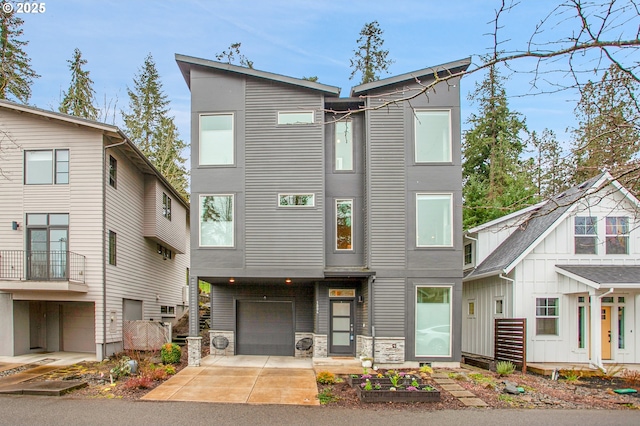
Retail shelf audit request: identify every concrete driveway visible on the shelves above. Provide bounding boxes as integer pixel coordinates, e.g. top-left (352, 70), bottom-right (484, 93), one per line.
top-left (142, 355), bottom-right (320, 405)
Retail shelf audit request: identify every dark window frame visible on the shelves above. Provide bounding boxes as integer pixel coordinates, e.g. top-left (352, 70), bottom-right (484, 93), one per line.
top-left (162, 192), bottom-right (172, 220)
top-left (109, 156), bottom-right (117, 188)
top-left (108, 231), bottom-right (117, 266)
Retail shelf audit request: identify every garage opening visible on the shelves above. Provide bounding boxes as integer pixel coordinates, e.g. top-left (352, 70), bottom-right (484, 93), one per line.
top-left (236, 300), bottom-right (294, 356)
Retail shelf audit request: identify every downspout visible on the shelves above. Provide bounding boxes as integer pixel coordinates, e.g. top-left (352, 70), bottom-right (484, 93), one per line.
top-left (591, 288), bottom-right (615, 372)
top-left (368, 275), bottom-right (375, 361)
top-left (102, 140), bottom-right (125, 361)
top-left (499, 273), bottom-right (514, 283)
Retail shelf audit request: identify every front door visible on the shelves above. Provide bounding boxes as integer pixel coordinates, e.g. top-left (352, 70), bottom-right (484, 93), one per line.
top-left (329, 300), bottom-right (355, 355)
top-left (601, 306), bottom-right (612, 360)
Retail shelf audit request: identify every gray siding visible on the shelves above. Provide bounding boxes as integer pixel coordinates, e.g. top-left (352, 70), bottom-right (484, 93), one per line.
top-left (373, 278), bottom-right (406, 336)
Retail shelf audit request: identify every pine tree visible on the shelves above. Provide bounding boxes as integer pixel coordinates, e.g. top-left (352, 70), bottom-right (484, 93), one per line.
top-left (349, 21), bottom-right (393, 84)
top-left (0, 7), bottom-right (39, 103)
top-left (528, 129), bottom-right (571, 198)
top-left (215, 42), bottom-right (253, 68)
top-left (59, 48), bottom-right (98, 120)
top-left (463, 63), bottom-right (536, 229)
top-left (571, 64), bottom-right (640, 190)
top-left (122, 54), bottom-right (188, 199)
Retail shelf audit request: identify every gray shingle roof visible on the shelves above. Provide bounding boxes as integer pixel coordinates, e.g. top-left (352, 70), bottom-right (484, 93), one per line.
top-left (465, 173), bottom-right (606, 280)
top-left (556, 265), bottom-right (640, 284)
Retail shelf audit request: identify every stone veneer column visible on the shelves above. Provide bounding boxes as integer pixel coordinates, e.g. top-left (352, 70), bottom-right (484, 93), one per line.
top-left (187, 337), bottom-right (202, 367)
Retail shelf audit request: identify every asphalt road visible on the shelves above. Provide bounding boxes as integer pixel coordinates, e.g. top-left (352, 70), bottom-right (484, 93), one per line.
top-left (0, 395), bottom-right (638, 426)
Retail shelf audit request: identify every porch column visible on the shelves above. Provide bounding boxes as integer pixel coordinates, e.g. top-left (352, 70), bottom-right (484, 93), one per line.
top-left (589, 290), bottom-right (601, 369)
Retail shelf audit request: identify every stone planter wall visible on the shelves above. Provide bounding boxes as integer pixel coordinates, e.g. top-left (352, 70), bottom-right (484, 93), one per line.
top-left (313, 334), bottom-right (327, 358)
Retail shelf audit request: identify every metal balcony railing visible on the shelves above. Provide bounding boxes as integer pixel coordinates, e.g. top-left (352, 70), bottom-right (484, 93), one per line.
top-left (0, 250), bottom-right (85, 283)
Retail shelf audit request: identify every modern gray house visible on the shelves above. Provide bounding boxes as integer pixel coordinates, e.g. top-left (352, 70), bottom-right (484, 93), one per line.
top-left (176, 54), bottom-right (470, 366)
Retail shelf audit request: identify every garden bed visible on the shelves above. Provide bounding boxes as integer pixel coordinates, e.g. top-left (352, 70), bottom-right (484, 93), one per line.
top-left (355, 385), bottom-right (441, 403)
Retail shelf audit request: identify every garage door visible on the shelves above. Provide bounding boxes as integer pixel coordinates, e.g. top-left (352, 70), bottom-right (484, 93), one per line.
top-left (236, 301), bottom-right (294, 356)
top-left (62, 302), bottom-right (95, 353)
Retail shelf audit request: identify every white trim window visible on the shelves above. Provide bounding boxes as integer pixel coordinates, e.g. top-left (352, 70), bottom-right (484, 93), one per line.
top-left (574, 216), bottom-right (597, 254)
top-left (416, 193), bottom-right (453, 247)
top-left (336, 199), bottom-right (353, 251)
top-left (200, 113), bottom-right (234, 165)
top-left (414, 110), bottom-right (451, 163)
top-left (25, 149), bottom-right (69, 185)
top-left (605, 216), bottom-right (629, 254)
top-left (416, 286), bottom-right (452, 357)
top-left (277, 111), bottom-right (314, 125)
top-left (335, 119), bottom-right (353, 171)
top-left (536, 297), bottom-right (559, 335)
top-left (199, 194), bottom-right (234, 247)
top-left (464, 242), bottom-right (473, 266)
top-left (467, 300), bottom-right (476, 318)
top-left (495, 298), bottom-right (504, 315)
top-left (278, 193), bottom-right (315, 207)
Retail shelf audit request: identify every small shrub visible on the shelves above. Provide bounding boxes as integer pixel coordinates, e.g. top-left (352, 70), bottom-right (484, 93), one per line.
top-left (316, 371), bottom-right (336, 385)
top-left (109, 356), bottom-right (132, 379)
top-left (597, 363), bottom-right (625, 379)
top-left (123, 375), bottom-right (153, 389)
top-left (622, 369), bottom-right (640, 386)
top-left (164, 365), bottom-right (176, 375)
top-left (161, 343), bottom-right (182, 364)
top-left (496, 361), bottom-right (516, 376)
top-left (317, 386), bottom-right (339, 404)
top-left (419, 365), bottom-right (433, 375)
top-left (560, 368), bottom-right (580, 382)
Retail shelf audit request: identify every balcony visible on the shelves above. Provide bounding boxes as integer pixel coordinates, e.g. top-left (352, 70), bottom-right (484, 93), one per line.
top-left (0, 250), bottom-right (87, 292)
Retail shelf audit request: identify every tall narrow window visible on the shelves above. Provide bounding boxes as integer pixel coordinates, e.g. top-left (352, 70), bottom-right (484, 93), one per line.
top-left (416, 286), bottom-right (451, 357)
top-left (574, 216), bottom-right (597, 254)
top-left (336, 199), bottom-right (353, 250)
top-left (536, 298), bottom-right (558, 335)
top-left (618, 306), bottom-right (625, 349)
top-left (162, 192), bottom-right (172, 220)
top-left (26, 213), bottom-right (69, 280)
top-left (605, 217), bottom-right (629, 254)
top-left (199, 195), bottom-right (234, 247)
top-left (200, 114), bottom-right (234, 165)
top-left (108, 231), bottom-right (117, 266)
top-left (335, 120), bottom-right (353, 171)
top-left (464, 243), bottom-right (473, 265)
top-left (109, 155), bottom-right (117, 188)
top-left (578, 302), bottom-right (586, 349)
top-left (416, 194), bottom-right (453, 247)
top-left (55, 150), bottom-right (69, 184)
top-left (415, 110), bottom-right (451, 163)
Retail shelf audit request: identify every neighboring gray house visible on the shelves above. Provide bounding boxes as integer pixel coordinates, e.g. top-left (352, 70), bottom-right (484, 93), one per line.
top-left (0, 100), bottom-right (190, 360)
top-left (463, 173), bottom-right (640, 370)
top-left (177, 54), bottom-right (470, 366)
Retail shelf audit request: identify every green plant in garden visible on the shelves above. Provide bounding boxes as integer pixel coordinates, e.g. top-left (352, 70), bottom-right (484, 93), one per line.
top-left (496, 360), bottom-right (516, 376)
top-left (161, 343), bottom-right (181, 364)
top-left (109, 356), bottom-right (132, 379)
top-left (419, 365), bottom-right (433, 375)
top-left (560, 368), bottom-right (580, 382)
top-left (316, 371), bottom-right (336, 385)
top-left (317, 387), bottom-right (339, 404)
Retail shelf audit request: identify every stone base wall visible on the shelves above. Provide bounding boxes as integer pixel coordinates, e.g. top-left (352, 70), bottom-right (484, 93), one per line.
top-left (209, 330), bottom-right (235, 355)
top-left (313, 334), bottom-right (327, 358)
top-left (294, 332), bottom-right (314, 358)
top-left (357, 335), bottom-right (373, 358)
top-left (373, 337), bottom-right (405, 363)
top-left (187, 337), bottom-right (202, 367)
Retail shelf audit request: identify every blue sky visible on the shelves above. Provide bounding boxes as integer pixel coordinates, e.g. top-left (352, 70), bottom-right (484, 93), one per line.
top-left (18, 0), bottom-right (592, 149)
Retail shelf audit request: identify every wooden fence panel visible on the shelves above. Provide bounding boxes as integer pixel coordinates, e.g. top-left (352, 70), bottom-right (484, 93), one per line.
top-left (494, 318), bottom-right (527, 373)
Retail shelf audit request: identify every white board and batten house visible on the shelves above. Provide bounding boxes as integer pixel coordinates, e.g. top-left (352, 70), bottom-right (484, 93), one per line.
top-left (463, 172), bottom-right (640, 370)
top-left (0, 100), bottom-right (190, 360)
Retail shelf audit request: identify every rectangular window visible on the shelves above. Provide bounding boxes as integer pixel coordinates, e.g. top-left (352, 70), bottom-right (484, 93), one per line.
top-left (536, 297), bottom-right (558, 335)
top-left (278, 194), bottom-right (315, 207)
top-left (55, 150), bottom-right (69, 184)
top-left (156, 244), bottom-right (172, 260)
top-left (574, 216), bottom-right (597, 254)
top-left (415, 110), bottom-right (451, 163)
top-left (160, 305), bottom-right (176, 316)
top-left (199, 195), bottom-right (234, 247)
top-left (24, 149), bottom-right (69, 185)
top-left (26, 213), bottom-right (69, 280)
top-left (416, 194), bottom-right (453, 247)
top-left (464, 243), bottom-right (473, 265)
top-left (200, 114), bottom-right (234, 165)
top-left (108, 231), bottom-right (117, 266)
top-left (578, 305), bottom-right (586, 349)
top-left (336, 199), bottom-right (353, 250)
top-left (162, 192), bottom-right (172, 220)
top-left (335, 120), bottom-right (353, 171)
top-left (277, 111), bottom-right (314, 125)
top-left (416, 286), bottom-right (451, 357)
top-left (468, 301), bottom-right (475, 316)
top-left (495, 299), bottom-right (504, 315)
top-left (605, 217), bottom-right (629, 254)
top-left (618, 306), bottom-right (625, 349)
top-left (109, 155), bottom-right (117, 188)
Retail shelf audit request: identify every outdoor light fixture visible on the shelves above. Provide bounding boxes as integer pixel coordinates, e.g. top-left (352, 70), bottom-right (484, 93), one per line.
top-left (229, 277), bottom-right (235, 284)
top-left (285, 278), bottom-right (292, 284)
top-left (11, 221), bottom-right (19, 230)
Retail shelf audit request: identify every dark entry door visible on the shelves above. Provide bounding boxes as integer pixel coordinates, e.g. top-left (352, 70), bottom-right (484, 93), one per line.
top-left (236, 300), bottom-right (294, 356)
top-left (330, 300), bottom-right (355, 355)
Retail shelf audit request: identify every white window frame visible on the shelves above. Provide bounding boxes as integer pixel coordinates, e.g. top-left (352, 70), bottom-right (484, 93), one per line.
top-left (278, 193), bottom-right (315, 208)
top-left (334, 119), bottom-right (353, 171)
top-left (574, 216), bottom-right (597, 254)
top-left (277, 111), bottom-right (314, 125)
top-left (336, 199), bottom-right (353, 251)
top-left (24, 149), bottom-right (69, 185)
top-left (494, 298), bottom-right (504, 316)
top-left (415, 284), bottom-right (453, 358)
top-left (605, 216), bottom-right (629, 255)
top-left (199, 194), bottom-right (235, 247)
top-left (535, 297), bottom-right (559, 336)
top-left (199, 113), bottom-right (235, 166)
top-left (467, 299), bottom-right (476, 318)
top-left (416, 193), bottom-right (453, 247)
top-left (414, 109), bottom-right (452, 163)
top-left (464, 242), bottom-right (474, 266)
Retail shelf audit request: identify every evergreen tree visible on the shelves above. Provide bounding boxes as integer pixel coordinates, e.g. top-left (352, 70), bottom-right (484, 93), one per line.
top-left (215, 42), bottom-right (253, 68)
top-left (528, 129), bottom-right (571, 198)
top-left (59, 48), bottom-right (98, 120)
top-left (122, 54), bottom-right (188, 199)
top-left (349, 21), bottom-right (393, 84)
top-left (0, 7), bottom-right (39, 103)
top-left (462, 63), bottom-right (536, 229)
top-left (571, 64), bottom-right (640, 190)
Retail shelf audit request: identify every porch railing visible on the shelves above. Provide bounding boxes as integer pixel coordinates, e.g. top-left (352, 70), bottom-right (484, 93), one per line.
top-left (0, 250), bottom-right (85, 283)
